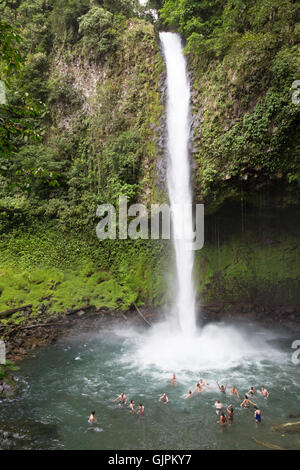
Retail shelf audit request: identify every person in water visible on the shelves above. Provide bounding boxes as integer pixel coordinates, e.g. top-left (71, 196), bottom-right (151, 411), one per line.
top-left (230, 386), bottom-right (240, 398)
top-left (254, 405), bottom-right (262, 423)
top-left (159, 393), bottom-right (169, 404)
top-left (199, 378), bottom-right (209, 388)
top-left (171, 373), bottom-right (177, 386)
top-left (240, 395), bottom-right (256, 408)
top-left (217, 382), bottom-right (227, 394)
top-left (227, 405), bottom-right (234, 423)
top-left (185, 390), bottom-right (193, 399)
top-left (113, 392), bottom-right (127, 405)
top-left (247, 387), bottom-right (256, 396)
top-left (196, 383), bottom-right (204, 394)
top-left (138, 404), bottom-right (145, 416)
top-left (215, 400), bottom-right (224, 415)
top-left (129, 400), bottom-right (135, 413)
top-left (260, 386), bottom-right (270, 398)
top-left (88, 411), bottom-right (97, 425)
top-left (217, 412), bottom-right (227, 427)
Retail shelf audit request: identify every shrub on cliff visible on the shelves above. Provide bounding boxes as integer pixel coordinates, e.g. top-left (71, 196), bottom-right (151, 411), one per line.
top-left (78, 6), bottom-right (118, 61)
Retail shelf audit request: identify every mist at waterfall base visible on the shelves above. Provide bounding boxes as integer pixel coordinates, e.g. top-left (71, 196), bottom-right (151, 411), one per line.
top-left (116, 320), bottom-right (286, 373)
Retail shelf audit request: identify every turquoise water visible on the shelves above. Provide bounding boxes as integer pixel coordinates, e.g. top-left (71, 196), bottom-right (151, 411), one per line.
top-left (1, 321), bottom-right (300, 450)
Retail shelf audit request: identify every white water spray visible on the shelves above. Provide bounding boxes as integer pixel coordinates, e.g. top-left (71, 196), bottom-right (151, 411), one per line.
top-left (160, 32), bottom-right (196, 334)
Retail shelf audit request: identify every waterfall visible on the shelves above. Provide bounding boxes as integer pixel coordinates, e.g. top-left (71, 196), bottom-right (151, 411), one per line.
top-left (160, 32), bottom-right (196, 334)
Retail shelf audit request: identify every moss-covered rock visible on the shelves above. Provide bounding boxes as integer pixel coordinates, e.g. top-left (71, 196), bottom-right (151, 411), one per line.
top-left (0, 225), bottom-right (170, 324)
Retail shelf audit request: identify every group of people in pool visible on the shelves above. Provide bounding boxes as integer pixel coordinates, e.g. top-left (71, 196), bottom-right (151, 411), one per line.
top-left (213, 381), bottom-right (269, 426)
top-left (87, 373), bottom-right (270, 426)
top-left (88, 391), bottom-right (145, 423)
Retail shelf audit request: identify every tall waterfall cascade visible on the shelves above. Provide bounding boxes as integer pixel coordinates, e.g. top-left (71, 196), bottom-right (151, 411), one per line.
top-left (128, 31), bottom-right (281, 374)
top-left (160, 32), bottom-right (196, 334)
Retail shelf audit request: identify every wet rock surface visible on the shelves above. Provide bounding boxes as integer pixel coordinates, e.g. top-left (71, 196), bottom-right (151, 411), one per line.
top-left (198, 302), bottom-right (300, 330)
top-left (0, 422), bottom-right (59, 450)
top-left (0, 380), bottom-right (19, 399)
top-left (0, 309), bottom-right (143, 364)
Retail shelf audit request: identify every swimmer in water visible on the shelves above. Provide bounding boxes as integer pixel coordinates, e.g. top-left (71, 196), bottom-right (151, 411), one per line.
top-left (196, 383), bottom-right (204, 394)
top-left (240, 395), bottom-right (256, 408)
top-left (199, 378), bottom-right (209, 388)
top-left (254, 405), bottom-right (262, 423)
top-left (138, 404), bottom-right (145, 416)
top-left (129, 400), bottom-right (135, 413)
top-left (185, 390), bottom-right (193, 399)
top-left (113, 392), bottom-right (127, 406)
top-left (230, 386), bottom-right (240, 398)
top-left (217, 382), bottom-right (227, 394)
top-left (159, 393), bottom-right (169, 404)
top-left (88, 411), bottom-right (97, 425)
top-left (227, 405), bottom-right (234, 423)
top-left (215, 400), bottom-right (224, 415)
top-left (247, 387), bottom-right (256, 396)
top-left (260, 386), bottom-right (270, 398)
top-left (171, 373), bottom-right (177, 386)
top-left (217, 412), bottom-right (227, 426)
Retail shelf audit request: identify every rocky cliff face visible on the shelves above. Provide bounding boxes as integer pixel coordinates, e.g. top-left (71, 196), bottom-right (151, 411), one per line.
top-left (46, 18), bottom-right (167, 216)
top-left (184, 3), bottom-right (300, 307)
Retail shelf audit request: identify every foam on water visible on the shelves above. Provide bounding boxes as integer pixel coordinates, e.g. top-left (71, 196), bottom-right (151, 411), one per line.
top-left (113, 322), bottom-right (287, 374)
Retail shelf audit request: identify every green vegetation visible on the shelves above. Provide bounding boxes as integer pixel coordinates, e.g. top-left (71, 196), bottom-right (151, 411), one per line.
top-left (0, 225), bottom-right (170, 325)
top-left (0, 359), bottom-right (19, 384)
top-left (77, 6), bottom-right (116, 60)
top-left (196, 235), bottom-right (300, 305)
top-left (0, 1), bottom-right (165, 232)
top-left (0, 19), bottom-right (44, 164)
top-left (160, 0), bottom-right (300, 209)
